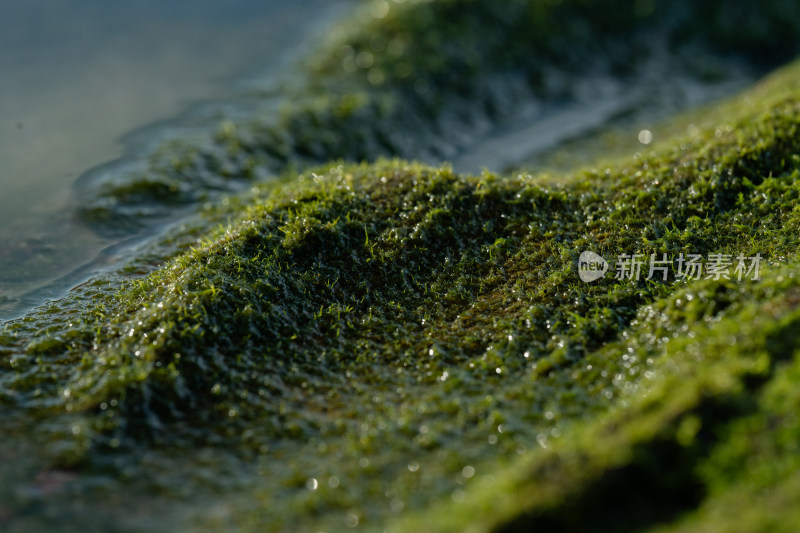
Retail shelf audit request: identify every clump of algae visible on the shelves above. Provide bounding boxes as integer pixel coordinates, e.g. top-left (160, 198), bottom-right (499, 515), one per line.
top-left (3, 1), bottom-right (800, 532)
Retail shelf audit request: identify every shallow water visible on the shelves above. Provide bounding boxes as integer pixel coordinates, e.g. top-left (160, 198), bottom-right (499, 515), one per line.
top-left (0, 0), bottom-right (347, 320)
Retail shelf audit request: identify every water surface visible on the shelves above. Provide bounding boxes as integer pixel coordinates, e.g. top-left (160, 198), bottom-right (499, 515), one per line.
top-left (0, 0), bottom-right (344, 319)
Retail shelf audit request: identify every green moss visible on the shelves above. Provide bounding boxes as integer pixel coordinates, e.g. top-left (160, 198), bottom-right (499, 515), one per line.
top-left (6, 1), bottom-right (800, 531)
top-left (394, 262), bottom-right (800, 532)
top-left (4, 52), bottom-right (800, 530)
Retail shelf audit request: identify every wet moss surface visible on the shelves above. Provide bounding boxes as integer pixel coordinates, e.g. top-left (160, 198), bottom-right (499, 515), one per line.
top-left (4, 1), bottom-right (800, 532)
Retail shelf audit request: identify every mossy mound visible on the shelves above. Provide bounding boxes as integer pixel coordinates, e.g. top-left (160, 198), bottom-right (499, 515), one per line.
top-left (4, 0), bottom-right (800, 531)
top-left (4, 52), bottom-right (800, 530)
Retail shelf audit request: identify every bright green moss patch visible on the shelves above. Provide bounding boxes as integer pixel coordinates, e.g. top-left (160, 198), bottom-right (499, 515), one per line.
top-left (4, 51), bottom-right (800, 530)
